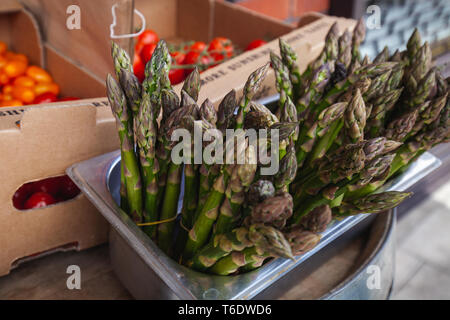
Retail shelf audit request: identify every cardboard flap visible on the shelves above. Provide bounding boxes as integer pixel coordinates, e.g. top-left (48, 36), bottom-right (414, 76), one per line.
top-left (213, 0), bottom-right (293, 48)
top-left (0, 3), bottom-right (44, 68)
top-left (177, 0), bottom-right (214, 42)
top-left (20, 0), bottom-right (134, 80)
top-left (20, 104), bottom-right (97, 135)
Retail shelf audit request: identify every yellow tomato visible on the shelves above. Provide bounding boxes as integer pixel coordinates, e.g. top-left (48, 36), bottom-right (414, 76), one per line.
top-left (0, 72), bottom-right (9, 85)
top-left (34, 82), bottom-right (60, 96)
top-left (4, 60), bottom-right (27, 78)
top-left (12, 85), bottom-right (35, 104)
top-left (26, 66), bottom-right (52, 83)
top-left (2, 84), bottom-right (13, 95)
top-left (3, 94), bottom-right (13, 101)
top-left (1, 99), bottom-right (23, 107)
top-left (0, 56), bottom-right (7, 69)
top-left (13, 76), bottom-right (35, 88)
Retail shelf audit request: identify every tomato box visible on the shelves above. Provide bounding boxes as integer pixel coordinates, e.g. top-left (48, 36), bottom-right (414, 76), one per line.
top-left (180, 9), bottom-right (357, 106)
top-left (0, 2), bottom-right (118, 276)
top-left (134, 0), bottom-right (356, 106)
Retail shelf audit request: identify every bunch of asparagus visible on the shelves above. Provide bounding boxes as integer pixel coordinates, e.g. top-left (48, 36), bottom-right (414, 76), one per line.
top-left (106, 19), bottom-right (448, 276)
top-left (269, 21), bottom-right (448, 235)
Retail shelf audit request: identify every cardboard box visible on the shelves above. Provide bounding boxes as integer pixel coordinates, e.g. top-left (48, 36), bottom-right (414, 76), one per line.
top-left (134, 0), bottom-right (294, 50)
top-left (180, 12), bottom-right (357, 107)
top-left (134, 0), bottom-right (355, 106)
top-left (0, 2), bottom-right (117, 276)
top-left (19, 0), bottom-right (134, 82)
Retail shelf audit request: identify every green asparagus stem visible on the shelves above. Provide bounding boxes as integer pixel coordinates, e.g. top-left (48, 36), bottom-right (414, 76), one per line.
top-left (235, 63), bottom-right (270, 129)
top-left (337, 191), bottom-right (412, 216)
top-left (107, 74), bottom-right (143, 222)
top-left (209, 224), bottom-right (293, 275)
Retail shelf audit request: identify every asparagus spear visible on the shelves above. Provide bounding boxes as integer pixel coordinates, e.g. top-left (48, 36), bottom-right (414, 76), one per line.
top-left (279, 38), bottom-right (302, 98)
top-left (351, 18), bottom-right (366, 63)
top-left (135, 91), bottom-right (159, 237)
top-left (283, 227), bottom-right (321, 256)
top-left (215, 145), bottom-right (257, 235)
top-left (118, 69), bottom-right (142, 116)
top-left (111, 42), bottom-right (132, 76)
top-left (270, 51), bottom-right (293, 117)
top-left (217, 89), bottom-right (237, 132)
top-left (249, 192), bottom-right (293, 229)
top-left (190, 227), bottom-right (253, 271)
top-left (299, 204), bottom-right (332, 233)
top-left (209, 224), bottom-right (293, 275)
top-left (337, 191), bottom-right (412, 216)
top-left (235, 63), bottom-right (270, 129)
top-left (292, 147), bottom-right (395, 224)
top-left (247, 180), bottom-right (276, 205)
top-left (107, 74), bottom-right (143, 222)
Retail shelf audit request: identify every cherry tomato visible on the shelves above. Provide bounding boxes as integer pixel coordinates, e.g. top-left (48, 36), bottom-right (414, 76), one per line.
top-left (4, 60), bottom-right (27, 78)
top-left (0, 56), bottom-right (7, 69)
top-left (34, 92), bottom-right (57, 104)
top-left (0, 99), bottom-right (23, 107)
top-left (11, 53), bottom-right (28, 64)
top-left (169, 68), bottom-right (185, 85)
top-left (0, 72), bottom-right (9, 85)
top-left (13, 76), bottom-right (36, 88)
top-left (140, 43), bottom-right (156, 64)
top-left (134, 41), bottom-right (145, 55)
top-left (189, 41), bottom-right (207, 53)
top-left (24, 192), bottom-right (56, 209)
top-left (170, 51), bottom-right (186, 64)
top-left (59, 176), bottom-right (80, 199)
top-left (2, 94), bottom-right (12, 101)
top-left (168, 51), bottom-right (187, 84)
top-left (34, 82), bottom-right (60, 96)
top-left (208, 37), bottom-right (234, 62)
top-left (183, 51), bottom-right (212, 74)
top-left (58, 97), bottom-right (80, 102)
top-left (12, 86), bottom-right (35, 104)
top-left (245, 39), bottom-right (267, 51)
top-left (26, 66), bottom-right (52, 83)
top-left (133, 53), bottom-right (145, 83)
top-left (2, 84), bottom-right (13, 95)
top-left (138, 30), bottom-right (159, 46)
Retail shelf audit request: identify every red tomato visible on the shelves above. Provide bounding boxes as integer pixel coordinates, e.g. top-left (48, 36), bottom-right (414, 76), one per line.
top-left (169, 68), bottom-right (185, 85)
top-left (58, 97), bottom-right (80, 102)
top-left (59, 176), bottom-right (80, 199)
top-left (168, 51), bottom-right (186, 85)
top-left (245, 39), bottom-right (267, 51)
top-left (208, 37), bottom-right (234, 62)
top-left (34, 92), bottom-right (57, 104)
top-left (133, 53), bottom-right (145, 83)
top-left (170, 51), bottom-right (185, 64)
top-left (189, 41), bottom-right (207, 52)
top-left (35, 177), bottom-right (61, 196)
top-left (183, 51), bottom-right (212, 74)
top-left (140, 43), bottom-right (156, 64)
top-left (24, 192), bottom-right (56, 209)
top-left (137, 30), bottom-right (159, 46)
top-left (135, 41), bottom-right (145, 55)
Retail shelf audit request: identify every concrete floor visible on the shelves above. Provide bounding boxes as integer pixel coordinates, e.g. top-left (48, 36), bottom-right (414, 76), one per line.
top-left (393, 181), bottom-right (450, 299)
